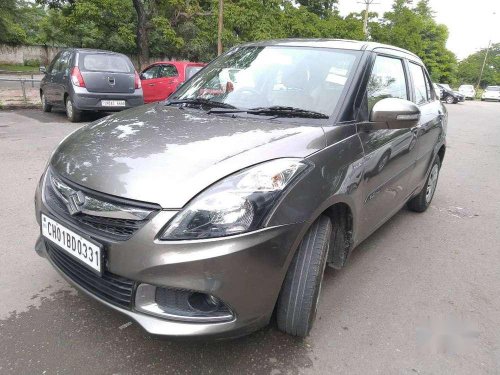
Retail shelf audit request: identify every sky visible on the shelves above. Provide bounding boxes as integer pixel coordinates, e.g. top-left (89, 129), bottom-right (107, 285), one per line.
top-left (336, 0), bottom-right (500, 60)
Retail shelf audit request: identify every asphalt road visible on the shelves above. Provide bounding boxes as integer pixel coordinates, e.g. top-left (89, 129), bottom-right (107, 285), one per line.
top-left (0, 102), bottom-right (499, 374)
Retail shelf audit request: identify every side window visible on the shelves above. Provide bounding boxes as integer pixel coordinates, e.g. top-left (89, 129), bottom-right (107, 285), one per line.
top-left (48, 52), bottom-right (62, 74)
top-left (367, 55), bottom-right (408, 111)
top-left (158, 64), bottom-right (178, 78)
top-left (409, 62), bottom-right (429, 105)
top-left (58, 51), bottom-right (72, 75)
top-left (141, 66), bottom-right (160, 80)
top-left (423, 70), bottom-right (435, 100)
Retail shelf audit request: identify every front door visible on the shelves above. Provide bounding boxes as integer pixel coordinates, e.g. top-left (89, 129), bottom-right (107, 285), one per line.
top-left (358, 54), bottom-right (418, 237)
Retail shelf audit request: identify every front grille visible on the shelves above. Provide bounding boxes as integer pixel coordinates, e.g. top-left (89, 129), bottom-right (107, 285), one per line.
top-left (44, 170), bottom-right (158, 241)
top-left (46, 241), bottom-right (135, 309)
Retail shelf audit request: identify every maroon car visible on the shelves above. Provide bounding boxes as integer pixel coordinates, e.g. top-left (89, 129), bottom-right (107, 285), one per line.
top-left (140, 61), bottom-right (206, 103)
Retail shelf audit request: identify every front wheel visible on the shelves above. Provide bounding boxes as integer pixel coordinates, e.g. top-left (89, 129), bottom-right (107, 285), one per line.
top-left (407, 156), bottom-right (441, 212)
top-left (276, 215), bottom-right (332, 337)
top-left (66, 97), bottom-right (82, 122)
top-left (445, 96), bottom-right (455, 104)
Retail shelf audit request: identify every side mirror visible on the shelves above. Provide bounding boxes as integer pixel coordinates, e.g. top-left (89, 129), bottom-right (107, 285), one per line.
top-left (369, 98), bottom-right (420, 130)
top-left (139, 73), bottom-right (145, 80)
top-left (39, 66), bottom-right (47, 74)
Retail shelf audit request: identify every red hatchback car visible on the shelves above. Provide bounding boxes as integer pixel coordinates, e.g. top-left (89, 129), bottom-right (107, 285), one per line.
top-left (140, 61), bottom-right (206, 103)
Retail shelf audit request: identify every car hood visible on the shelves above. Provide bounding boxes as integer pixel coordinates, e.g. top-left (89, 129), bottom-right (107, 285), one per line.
top-left (50, 103), bottom-right (326, 208)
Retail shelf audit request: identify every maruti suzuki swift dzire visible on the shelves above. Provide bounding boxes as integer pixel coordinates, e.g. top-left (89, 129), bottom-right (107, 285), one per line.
top-left (34, 39), bottom-right (447, 338)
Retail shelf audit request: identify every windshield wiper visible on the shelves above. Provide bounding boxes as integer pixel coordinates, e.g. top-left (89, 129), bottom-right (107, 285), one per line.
top-left (208, 106), bottom-right (329, 119)
top-left (249, 106), bottom-right (329, 118)
top-left (166, 98), bottom-right (237, 109)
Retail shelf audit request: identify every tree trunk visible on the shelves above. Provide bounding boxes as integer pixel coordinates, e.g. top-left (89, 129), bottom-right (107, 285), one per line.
top-left (132, 0), bottom-right (149, 69)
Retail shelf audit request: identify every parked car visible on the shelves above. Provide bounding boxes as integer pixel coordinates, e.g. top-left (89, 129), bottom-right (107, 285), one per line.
top-left (481, 86), bottom-right (500, 101)
top-left (433, 83), bottom-right (443, 98)
top-left (40, 49), bottom-right (144, 122)
top-left (458, 84), bottom-right (476, 99)
top-left (140, 61), bottom-right (206, 103)
top-left (437, 83), bottom-right (464, 104)
top-left (34, 39), bottom-right (447, 339)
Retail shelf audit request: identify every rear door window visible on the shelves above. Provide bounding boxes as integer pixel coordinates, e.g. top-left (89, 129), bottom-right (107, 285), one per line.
top-left (141, 66), bottom-right (160, 79)
top-left (409, 62), bottom-right (429, 105)
top-left (158, 65), bottom-right (178, 78)
top-left (367, 55), bottom-right (408, 111)
top-left (80, 54), bottom-right (133, 73)
top-left (58, 51), bottom-right (72, 74)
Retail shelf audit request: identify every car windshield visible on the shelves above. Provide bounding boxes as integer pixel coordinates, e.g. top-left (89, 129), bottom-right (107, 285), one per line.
top-left (485, 86), bottom-right (500, 91)
top-left (80, 53), bottom-right (133, 73)
top-left (171, 46), bottom-right (360, 117)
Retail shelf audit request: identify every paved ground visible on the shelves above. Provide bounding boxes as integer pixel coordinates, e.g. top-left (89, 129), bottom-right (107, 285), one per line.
top-left (0, 102), bottom-right (499, 374)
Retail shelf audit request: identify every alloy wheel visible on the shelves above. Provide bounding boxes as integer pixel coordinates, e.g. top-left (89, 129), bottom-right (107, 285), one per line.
top-left (425, 164), bottom-right (439, 203)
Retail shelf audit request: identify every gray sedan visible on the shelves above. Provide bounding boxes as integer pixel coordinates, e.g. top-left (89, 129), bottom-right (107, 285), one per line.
top-left (34, 39), bottom-right (446, 339)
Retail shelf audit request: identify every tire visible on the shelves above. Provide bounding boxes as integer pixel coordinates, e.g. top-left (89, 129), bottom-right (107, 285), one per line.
top-left (41, 92), bottom-right (52, 112)
top-left (445, 96), bottom-right (454, 104)
top-left (276, 215), bottom-right (332, 337)
top-left (65, 97), bottom-right (82, 122)
top-left (407, 156), bottom-right (441, 212)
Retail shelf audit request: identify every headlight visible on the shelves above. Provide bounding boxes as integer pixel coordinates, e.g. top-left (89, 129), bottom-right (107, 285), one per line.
top-left (160, 158), bottom-right (309, 240)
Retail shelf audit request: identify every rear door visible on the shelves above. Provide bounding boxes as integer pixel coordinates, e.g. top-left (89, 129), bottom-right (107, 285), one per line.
top-left (53, 51), bottom-right (72, 104)
top-left (140, 65), bottom-right (161, 103)
top-left (358, 54), bottom-right (417, 237)
top-left (43, 52), bottom-right (62, 103)
top-left (156, 64), bottom-right (180, 100)
top-left (406, 61), bottom-right (444, 190)
top-left (78, 53), bottom-right (135, 94)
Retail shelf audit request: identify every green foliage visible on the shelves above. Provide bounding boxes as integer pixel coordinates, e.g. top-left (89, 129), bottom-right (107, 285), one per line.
top-left (1, 0), bottom-right (47, 44)
top-left (457, 43), bottom-right (500, 88)
top-left (3, 0), bottom-right (469, 88)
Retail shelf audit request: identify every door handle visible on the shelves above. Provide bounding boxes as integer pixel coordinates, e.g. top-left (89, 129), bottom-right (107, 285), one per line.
top-left (148, 83), bottom-right (156, 86)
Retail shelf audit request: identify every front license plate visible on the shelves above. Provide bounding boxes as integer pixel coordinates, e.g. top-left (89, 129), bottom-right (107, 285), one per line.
top-left (41, 214), bottom-right (102, 275)
top-left (101, 100), bottom-right (125, 107)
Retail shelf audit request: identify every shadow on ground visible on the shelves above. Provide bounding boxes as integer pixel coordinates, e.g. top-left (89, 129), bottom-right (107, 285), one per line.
top-left (14, 108), bottom-right (110, 124)
top-left (0, 288), bottom-right (313, 374)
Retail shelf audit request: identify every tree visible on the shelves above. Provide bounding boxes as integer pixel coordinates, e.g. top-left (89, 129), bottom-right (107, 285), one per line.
top-left (1, 0), bottom-right (47, 45)
top-left (457, 43), bottom-right (500, 87)
top-left (296, 0), bottom-right (337, 18)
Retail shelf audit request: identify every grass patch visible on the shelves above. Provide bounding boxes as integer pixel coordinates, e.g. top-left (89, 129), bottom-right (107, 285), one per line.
top-left (0, 64), bottom-right (39, 73)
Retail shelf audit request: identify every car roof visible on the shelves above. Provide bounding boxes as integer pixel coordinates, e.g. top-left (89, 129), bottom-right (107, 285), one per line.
top-left (62, 48), bottom-right (126, 56)
top-left (239, 38), bottom-right (421, 61)
top-left (149, 61), bottom-right (206, 67)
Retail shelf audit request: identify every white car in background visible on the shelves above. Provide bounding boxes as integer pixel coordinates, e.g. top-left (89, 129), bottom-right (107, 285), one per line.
top-left (481, 86), bottom-right (500, 102)
top-left (458, 84), bottom-right (476, 99)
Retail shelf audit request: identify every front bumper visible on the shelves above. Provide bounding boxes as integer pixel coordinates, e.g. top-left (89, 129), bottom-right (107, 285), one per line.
top-left (34, 178), bottom-right (303, 338)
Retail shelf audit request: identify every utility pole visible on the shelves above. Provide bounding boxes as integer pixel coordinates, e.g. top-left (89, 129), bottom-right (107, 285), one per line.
top-left (476, 40), bottom-right (491, 90)
top-left (358, 0), bottom-right (378, 39)
top-left (217, 0), bottom-right (224, 56)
